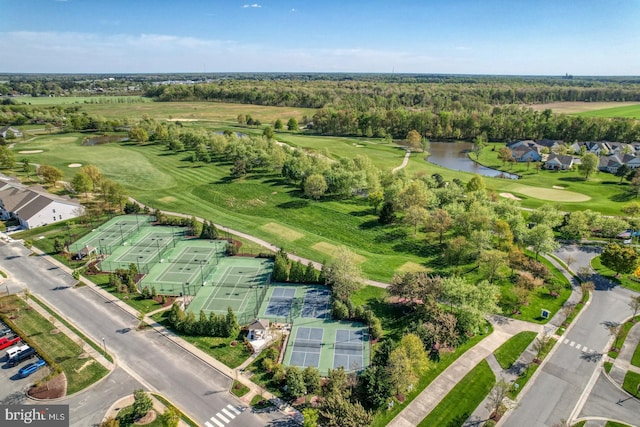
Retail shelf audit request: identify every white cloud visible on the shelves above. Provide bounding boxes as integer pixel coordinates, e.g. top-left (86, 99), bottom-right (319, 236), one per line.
top-left (242, 4), bottom-right (261, 8)
top-left (0, 30), bottom-right (635, 74)
top-left (290, 8), bottom-right (296, 12)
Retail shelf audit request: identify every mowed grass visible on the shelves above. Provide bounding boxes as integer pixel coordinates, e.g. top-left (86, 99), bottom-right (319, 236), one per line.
top-left (0, 295), bottom-right (108, 395)
top-left (260, 222), bottom-right (304, 241)
top-left (417, 360), bottom-right (495, 427)
top-left (494, 331), bottom-right (537, 369)
top-left (632, 341), bottom-right (640, 368)
top-left (311, 242), bottom-right (367, 264)
top-left (500, 182), bottom-right (590, 202)
top-left (396, 261), bottom-right (430, 274)
top-left (622, 370), bottom-right (640, 396)
top-left (578, 103), bottom-right (640, 119)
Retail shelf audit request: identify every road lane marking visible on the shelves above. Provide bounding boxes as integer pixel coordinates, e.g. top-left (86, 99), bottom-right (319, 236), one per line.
top-left (221, 408), bottom-right (235, 419)
top-left (564, 338), bottom-right (569, 344)
top-left (216, 413), bottom-right (229, 423)
top-left (575, 344), bottom-right (581, 350)
top-left (209, 417), bottom-right (224, 427)
top-left (227, 404), bottom-right (241, 415)
top-left (205, 422), bottom-right (215, 427)
top-left (570, 341), bottom-right (575, 347)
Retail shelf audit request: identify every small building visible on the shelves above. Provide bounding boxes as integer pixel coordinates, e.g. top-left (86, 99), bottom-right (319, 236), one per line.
top-left (510, 146), bottom-right (542, 162)
top-left (0, 126), bottom-right (22, 139)
top-left (247, 319), bottom-right (271, 352)
top-left (0, 179), bottom-right (84, 229)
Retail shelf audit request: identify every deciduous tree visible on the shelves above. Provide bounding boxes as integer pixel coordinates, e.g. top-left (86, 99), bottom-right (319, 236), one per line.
top-left (38, 164), bottom-right (63, 186)
top-left (324, 246), bottom-right (363, 301)
top-left (304, 174), bottom-right (328, 200)
top-left (600, 243), bottom-right (640, 276)
top-left (132, 389), bottom-right (153, 420)
top-left (578, 153), bottom-right (598, 180)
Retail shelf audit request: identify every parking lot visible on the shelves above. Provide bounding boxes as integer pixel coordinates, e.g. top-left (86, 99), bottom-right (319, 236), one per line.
top-left (0, 321), bottom-right (47, 405)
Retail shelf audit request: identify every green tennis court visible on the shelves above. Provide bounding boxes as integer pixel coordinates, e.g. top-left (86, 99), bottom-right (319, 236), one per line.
top-left (282, 318), bottom-right (371, 376)
top-left (69, 214), bottom-right (154, 253)
top-left (100, 226), bottom-right (179, 272)
top-left (186, 257), bottom-right (273, 325)
top-left (139, 240), bottom-right (227, 295)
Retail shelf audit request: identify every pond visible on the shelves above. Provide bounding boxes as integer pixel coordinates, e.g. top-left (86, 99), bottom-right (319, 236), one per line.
top-left (428, 141), bottom-right (519, 179)
top-left (82, 135), bottom-right (129, 146)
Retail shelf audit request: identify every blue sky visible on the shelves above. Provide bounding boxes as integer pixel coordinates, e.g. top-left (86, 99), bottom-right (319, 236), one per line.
top-left (0, 0), bottom-right (638, 75)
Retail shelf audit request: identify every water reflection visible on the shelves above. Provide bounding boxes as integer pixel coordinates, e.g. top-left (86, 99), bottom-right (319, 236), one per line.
top-left (428, 142), bottom-right (519, 179)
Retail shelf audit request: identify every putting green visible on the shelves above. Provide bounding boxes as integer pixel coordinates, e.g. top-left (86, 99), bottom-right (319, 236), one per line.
top-left (500, 183), bottom-right (590, 202)
top-left (260, 222), bottom-right (304, 241)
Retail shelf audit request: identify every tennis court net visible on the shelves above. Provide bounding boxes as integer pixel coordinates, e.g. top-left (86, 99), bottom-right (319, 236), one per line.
top-left (335, 342), bottom-right (363, 351)
top-left (293, 340), bottom-right (322, 351)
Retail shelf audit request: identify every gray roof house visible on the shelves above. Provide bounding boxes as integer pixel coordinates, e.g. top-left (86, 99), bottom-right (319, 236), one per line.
top-left (510, 146), bottom-right (542, 162)
top-left (0, 179), bottom-right (84, 229)
top-left (545, 154), bottom-right (575, 170)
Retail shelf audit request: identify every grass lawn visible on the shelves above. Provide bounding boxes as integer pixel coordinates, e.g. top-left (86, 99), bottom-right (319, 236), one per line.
top-left (591, 256), bottom-right (640, 293)
top-left (605, 422), bottom-right (633, 427)
top-left (15, 96), bottom-right (150, 106)
top-left (151, 311), bottom-right (251, 368)
top-left (494, 331), bottom-right (537, 369)
top-left (622, 370), bottom-right (640, 396)
top-left (632, 340), bottom-right (640, 368)
top-left (88, 273), bottom-right (165, 314)
top-left (152, 394), bottom-right (199, 427)
top-left (578, 103), bottom-right (640, 119)
top-left (417, 360), bottom-right (495, 427)
top-left (250, 394), bottom-right (275, 409)
top-left (608, 315), bottom-right (640, 359)
top-left (245, 338), bottom-right (285, 399)
top-left (0, 295), bottom-right (108, 395)
top-left (231, 380), bottom-right (250, 398)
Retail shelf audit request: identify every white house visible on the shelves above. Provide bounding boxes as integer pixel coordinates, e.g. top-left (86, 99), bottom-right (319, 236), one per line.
top-left (0, 126), bottom-right (22, 139)
top-left (0, 180), bottom-right (84, 229)
top-left (247, 318), bottom-right (271, 352)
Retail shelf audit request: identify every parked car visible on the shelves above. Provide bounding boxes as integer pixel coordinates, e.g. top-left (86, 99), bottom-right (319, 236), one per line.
top-left (0, 335), bottom-right (22, 351)
top-left (0, 326), bottom-right (13, 338)
top-left (18, 359), bottom-right (46, 378)
top-left (7, 346), bottom-right (36, 367)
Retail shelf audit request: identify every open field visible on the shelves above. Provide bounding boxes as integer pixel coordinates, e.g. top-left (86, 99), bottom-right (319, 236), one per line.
top-left (578, 104), bottom-right (640, 119)
top-left (527, 101), bottom-right (640, 115)
top-left (260, 222), bottom-right (304, 241)
top-left (78, 101), bottom-right (317, 124)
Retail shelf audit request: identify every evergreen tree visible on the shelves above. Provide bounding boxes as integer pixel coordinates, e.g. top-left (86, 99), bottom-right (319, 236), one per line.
top-left (290, 261), bottom-right (305, 282)
top-left (304, 262), bottom-right (319, 283)
top-left (273, 249), bottom-right (290, 282)
top-left (226, 307), bottom-right (239, 338)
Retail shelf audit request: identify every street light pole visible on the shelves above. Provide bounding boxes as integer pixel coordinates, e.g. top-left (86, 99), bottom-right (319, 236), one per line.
top-left (118, 223), bottom-right (124, 243)
top-left (199, 260), bottom-right (205, 286)
top-left (102, 337), bottom-right (106, 356)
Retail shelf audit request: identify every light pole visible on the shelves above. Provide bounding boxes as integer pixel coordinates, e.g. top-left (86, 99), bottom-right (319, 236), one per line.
top-left (137, 256), bottom-right (143, 274)
top-left (118, 223), bottom-right (124, 243)
top-left (102, 337), bottom-right (106, 356)
top-left (185, 282), bottom-right (190, 306)
top-left (99, 238), bottom-right (104, 255)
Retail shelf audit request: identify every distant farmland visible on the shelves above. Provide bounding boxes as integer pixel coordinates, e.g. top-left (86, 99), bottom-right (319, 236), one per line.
top-left (576, 103), bottom-right (640, 119)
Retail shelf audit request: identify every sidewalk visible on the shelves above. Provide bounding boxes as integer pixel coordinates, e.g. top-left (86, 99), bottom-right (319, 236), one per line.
top-left (387, 317), bottom-right (542, 427)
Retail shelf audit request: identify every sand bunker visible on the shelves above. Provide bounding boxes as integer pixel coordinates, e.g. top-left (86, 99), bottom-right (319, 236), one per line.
top-left (500, 192), bottom-right (522, 201)
top-left (18, 150), bottom-right (43, 154)
top-left (166, 118), bottom-right (199, 122)
top-left (552, 186), bottom-right (565, 189)
top-left (68, 163), bottom-right (82, 168)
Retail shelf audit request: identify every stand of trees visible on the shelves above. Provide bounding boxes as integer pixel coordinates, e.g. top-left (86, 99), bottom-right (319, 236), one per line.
top-left (167, 303), bottom-right (239, 338)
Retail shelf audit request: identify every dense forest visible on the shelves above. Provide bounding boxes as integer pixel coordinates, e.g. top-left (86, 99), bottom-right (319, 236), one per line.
top-left (2, 74), bottom-right (640, 142)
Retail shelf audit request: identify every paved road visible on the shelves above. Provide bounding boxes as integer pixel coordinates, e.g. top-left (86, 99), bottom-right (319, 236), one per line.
top-left (501, 246), bottom-right (637, 427)
top-left (0, 241), bottom-right (283, 427)
top-left (577, 372), bottom-right (640, 424)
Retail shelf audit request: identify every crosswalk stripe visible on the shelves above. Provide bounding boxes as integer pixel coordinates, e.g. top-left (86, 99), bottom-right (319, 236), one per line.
top-left (575, 344), bottom-right (581, 350)
top-left (564, 338), bottom-right (569, 344)
top-left (221, 408), bottom-right (235, 419)
top-left (205, 422), bottom-right (214, 427)
top-left (570, 341), bottom-right (575, 347)
top-left (216, 413), bottom-right (230, 423)
top-left (227, 404), bottom-right (241, 415)
top-left (209, 417), bottom-right (224, 427)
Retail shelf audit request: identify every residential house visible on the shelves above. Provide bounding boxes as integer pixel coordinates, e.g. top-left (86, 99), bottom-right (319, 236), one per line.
top-left (510, 146), bottom-right (542, 162)
top-left (598, 155), bottom-right (624, 173)
top-left (545, 154), bottom-right (574, 170)
top-left (0, 126), bottom-right (22, 139)
top-left (247, 318), bottom-right (271, 352)
top-left (0, 179), bottom-right (84, 229)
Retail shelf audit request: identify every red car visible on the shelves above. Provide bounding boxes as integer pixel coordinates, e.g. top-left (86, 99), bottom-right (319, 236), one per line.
top-left (0, 335), bottom-right (22, 350)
